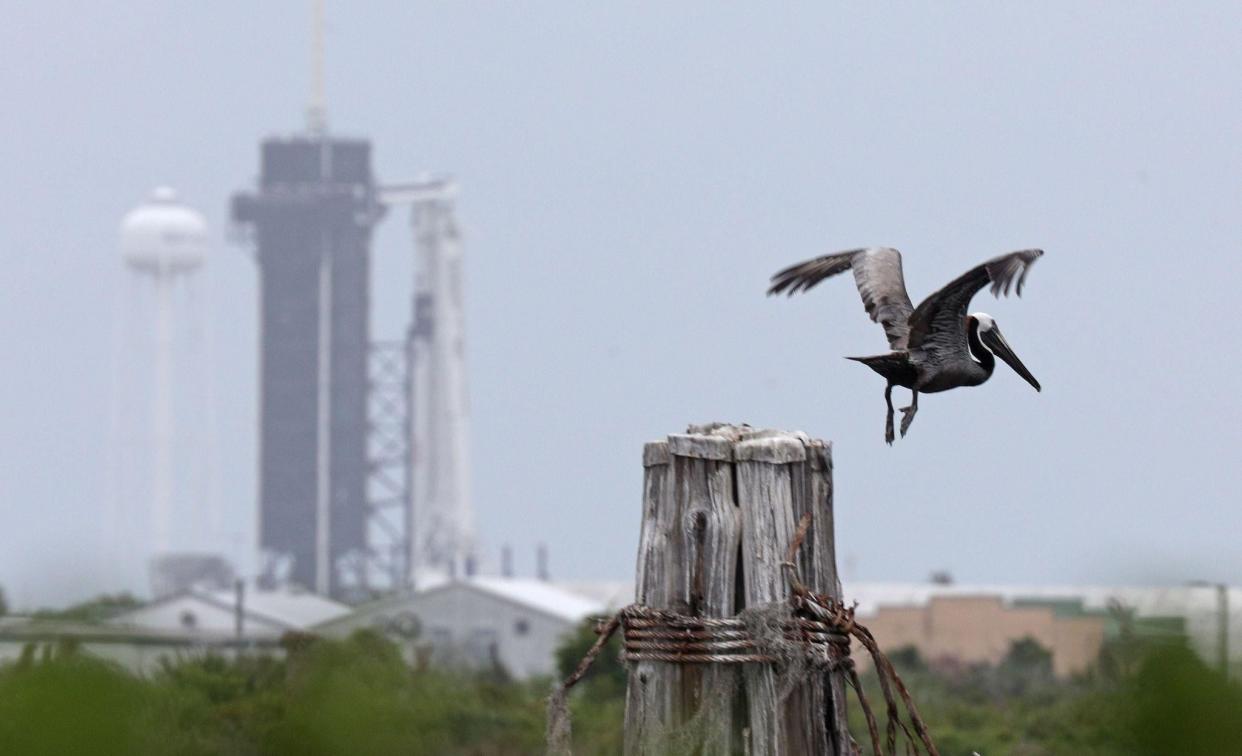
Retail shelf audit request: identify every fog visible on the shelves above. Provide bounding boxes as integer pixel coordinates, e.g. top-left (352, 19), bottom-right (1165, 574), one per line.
top-left (2, 2), bottom-right (1240, 607)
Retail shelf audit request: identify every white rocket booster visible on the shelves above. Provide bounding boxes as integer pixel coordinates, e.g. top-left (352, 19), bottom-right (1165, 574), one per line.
top-left (408, 183), bottom-right (475, 580)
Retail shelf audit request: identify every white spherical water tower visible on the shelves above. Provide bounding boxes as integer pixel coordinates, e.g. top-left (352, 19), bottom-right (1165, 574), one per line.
top-left (115, 187), bottom-right (211, 581)
top-left (121, 187), bottom-right (207, 276)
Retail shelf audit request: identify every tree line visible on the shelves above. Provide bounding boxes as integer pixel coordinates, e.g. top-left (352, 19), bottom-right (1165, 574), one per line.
top-left (2, 602), bottom-right (1241, 754)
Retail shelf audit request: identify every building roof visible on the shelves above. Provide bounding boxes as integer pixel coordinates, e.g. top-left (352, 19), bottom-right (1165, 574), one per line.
top-left (466, 578), bottom-right (606, 623)
top-left (312, 577), bottom-right (607, 633)
top-left (844, 581), bottom-right (1240, 620)
top-left (201, 586), bottom-right (351, 629)
top-left (107, 584), bottom-right (350, 636)
top-left (555, 580), bottom-right (634, 610)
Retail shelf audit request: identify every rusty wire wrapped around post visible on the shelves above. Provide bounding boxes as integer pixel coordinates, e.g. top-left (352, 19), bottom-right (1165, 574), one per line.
top-left (618, 606), bottom-right (851, 665)
top-left (547, 511), bottom-right (939, 756)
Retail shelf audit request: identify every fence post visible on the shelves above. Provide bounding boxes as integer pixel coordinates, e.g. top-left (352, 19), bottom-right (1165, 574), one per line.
top-left (622, 424), bottom-right (845, 755)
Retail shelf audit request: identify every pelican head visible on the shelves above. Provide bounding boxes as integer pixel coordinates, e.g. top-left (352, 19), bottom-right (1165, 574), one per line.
top-left (971, 312), bottom-right (1041, 391)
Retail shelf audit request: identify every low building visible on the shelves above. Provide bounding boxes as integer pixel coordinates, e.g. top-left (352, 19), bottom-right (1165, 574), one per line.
top-left (847, 582), bottom-right (1236, 674)
top-left (0, 585), bottom-right (351, 675)
top-left (107, 584), bottom-right (351, 640)
top-left (313, 578), bottom-right (606, 679)
top-left (858, 594), bottom-right (1106, 678)
top-left (0, 616), bottom-right (282, 674)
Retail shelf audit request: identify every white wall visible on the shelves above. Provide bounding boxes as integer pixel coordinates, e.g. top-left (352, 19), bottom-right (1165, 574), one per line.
top-left (320, 584), bottom-right (581, 679)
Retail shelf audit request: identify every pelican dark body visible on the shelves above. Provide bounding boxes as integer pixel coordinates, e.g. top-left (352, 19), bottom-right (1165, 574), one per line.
top-left (769, 247), bottom-right (1044, 444)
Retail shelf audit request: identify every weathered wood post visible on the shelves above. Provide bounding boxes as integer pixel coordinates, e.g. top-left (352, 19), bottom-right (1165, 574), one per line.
top-left (623, 424), bottom-right (849, 755)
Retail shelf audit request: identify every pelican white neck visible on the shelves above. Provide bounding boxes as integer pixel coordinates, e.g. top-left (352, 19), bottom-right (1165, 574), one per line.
top-left (971, 312), bottom-right (996, 332)
top-left (966, 312), bottom-right (996, 363)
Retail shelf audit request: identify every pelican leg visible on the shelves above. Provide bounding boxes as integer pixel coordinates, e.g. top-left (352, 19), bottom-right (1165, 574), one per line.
top-left (899, 390), bottom-right (919, 437)
top-left (884, 384), bottom-right (895, 445)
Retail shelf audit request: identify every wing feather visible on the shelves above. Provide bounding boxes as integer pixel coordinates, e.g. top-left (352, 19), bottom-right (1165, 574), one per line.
top-left (907, 249), bottom-right (1044, 358)
top-left (768, 247), bottom-right (914, 349)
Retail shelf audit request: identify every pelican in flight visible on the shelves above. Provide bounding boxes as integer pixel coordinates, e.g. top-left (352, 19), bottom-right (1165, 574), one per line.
top-left (768, 248), bottom-right (1043, 444)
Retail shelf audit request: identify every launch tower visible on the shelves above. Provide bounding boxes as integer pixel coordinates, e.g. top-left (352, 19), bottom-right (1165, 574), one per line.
top-left (231, 137), bottom-right (381, 596)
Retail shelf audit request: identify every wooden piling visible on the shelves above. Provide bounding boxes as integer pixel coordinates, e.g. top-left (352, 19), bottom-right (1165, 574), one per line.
top-left (623, 424), bottom-right (847, 755)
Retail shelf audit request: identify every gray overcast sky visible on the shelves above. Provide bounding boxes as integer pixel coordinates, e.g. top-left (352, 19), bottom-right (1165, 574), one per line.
top-left (2, 2), bottom-right (1240, 607)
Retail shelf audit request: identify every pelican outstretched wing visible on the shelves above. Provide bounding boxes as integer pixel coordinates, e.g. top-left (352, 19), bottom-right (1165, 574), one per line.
top-left (906, 248), bottom-right (1044, 357)
top-left (768, 247), bottom-right (915, 350)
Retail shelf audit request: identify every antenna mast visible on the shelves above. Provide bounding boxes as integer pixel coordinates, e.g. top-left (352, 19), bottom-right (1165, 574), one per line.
top-left (307, 0), bottom-right (327, 135)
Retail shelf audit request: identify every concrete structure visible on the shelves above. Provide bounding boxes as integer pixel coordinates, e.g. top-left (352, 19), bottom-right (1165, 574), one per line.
top-left (314, 577), bottom-right (603, 679)
top-left (846, 582), bottom-right (1239, 674)
top-left (859, 594), bottom-right (1106, 678)
top-left (232, 137), bottom-right (382, 597)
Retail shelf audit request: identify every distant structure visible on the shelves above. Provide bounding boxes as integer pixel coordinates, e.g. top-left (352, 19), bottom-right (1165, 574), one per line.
top-left (314, 577), bottom-right (602, 679)
top-left (859, 594), bottom-right (1105, 679)
top-left (0, 583), bottom-right (350, 675)
top-left (231, 137), bottom-right (381, 597)
top-left (231, 2), bottom-right (475, 598)
top-left (109, 581), bottom-right (350, 640)
top-left (148, 553), bottom-right (235, 599)
top-left (116, 188), bottom-right (212, 587)
top-left (378, 179), bottom-right (476, 584)
top-left (230, 1), bottom-right (385, 599)
top-left (846, 581), bottom-right (1238, 678)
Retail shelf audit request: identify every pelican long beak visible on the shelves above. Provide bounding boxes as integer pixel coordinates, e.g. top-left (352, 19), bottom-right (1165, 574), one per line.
top-left (981, 325), bottom-right (1041, 392)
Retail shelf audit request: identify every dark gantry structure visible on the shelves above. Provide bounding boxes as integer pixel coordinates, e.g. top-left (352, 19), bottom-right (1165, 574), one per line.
top-left (232, 137), bottom-right (382, 594)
